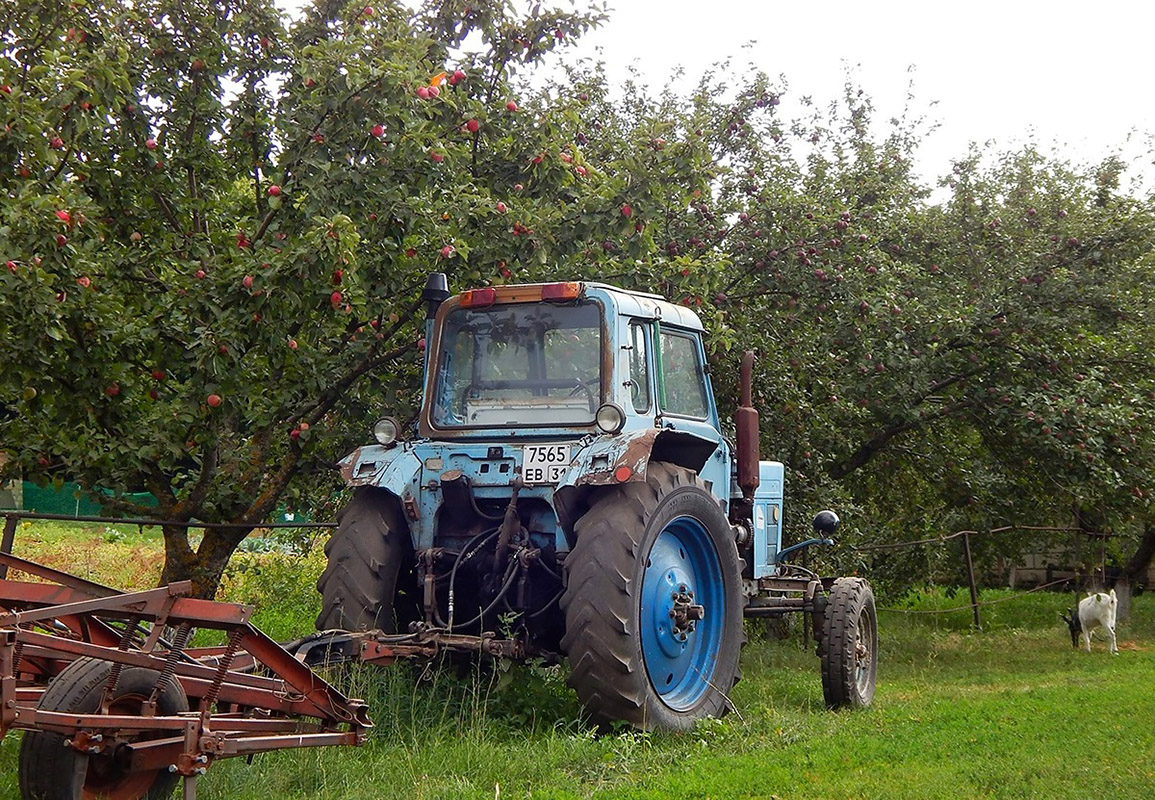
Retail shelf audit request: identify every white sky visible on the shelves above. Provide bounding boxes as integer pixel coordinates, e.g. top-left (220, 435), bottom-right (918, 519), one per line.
top-left (274, 0), bottom-right (1154, 192)
top-left (578, 0), bottom-right (1154, 190)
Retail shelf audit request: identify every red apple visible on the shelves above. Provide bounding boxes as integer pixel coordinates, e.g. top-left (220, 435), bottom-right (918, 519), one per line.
top-left (195, 269), bottom-right (206, 280)
top-left (428, 85), bottom-right (440, 98)
top-left (332, 269), bottom-right (343, 284)
top-left (0, 85), bottom-right (10, 94)
top-left (513, 183), bottom-right (523, 192)
top-left (330, 290), bottom-right (342, 307)
top-left (449, 69), bottom-right (466, 85)
top-left (371, 123), bottom-right (385, 138)
top-left (440, 244), bottom-right (454, 258)
top-left (76, 276), bottom-right (91, 288)
top-left (145, 138), bottom-right (157, 150)
top-left (290, 429), bottom-right (300, 441)
top-left (49, 136), bottom-right (64, 150)
top-left (267, 184), bottom-right (281, 197)
top-left (620, 203), bottom-right (632, 218)
top-left (105, 383), bottom-right (120, 397)
top-left (151, 369), bottom-right (165, 381)
top-left (288, 338), bottom-right (298, 350)
top-left (505, 100), bottom-right (517, 112)
top-left (55, 209), bottom-right (71, 224)
top-left (496, 201), bottom-right (507, 213)
top-left (55, 234), bottom-right (67, 247)
top-left (466, 118), bottom-right (480, 133)
top-left (405, 247), bottom-right (417, 257)
top-left (242, 274), bottom-right (254, 289)
top-left (429, 150), bottom-right (444, 163)
top-left (206, 393), bottom-right (222, 408)
top-left (299, 422), bottom-right (310, 431)
top-left (5, 261), bottom-right (16, 272)
top-left (416, 86), bottom-right (430, 100)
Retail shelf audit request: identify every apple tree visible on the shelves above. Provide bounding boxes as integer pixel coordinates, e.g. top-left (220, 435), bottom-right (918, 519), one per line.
top-left (0, 0), bottom-right (696, 597)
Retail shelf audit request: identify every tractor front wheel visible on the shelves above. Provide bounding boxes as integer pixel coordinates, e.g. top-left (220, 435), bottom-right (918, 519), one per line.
top-left (819, 577), bottom-right (878, 709)
top-left (561, 463), bottom-right (743, 731)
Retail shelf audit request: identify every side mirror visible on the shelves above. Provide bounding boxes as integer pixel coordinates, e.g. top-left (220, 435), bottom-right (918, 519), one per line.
top-left (812, 510), bottom-right (840, 536)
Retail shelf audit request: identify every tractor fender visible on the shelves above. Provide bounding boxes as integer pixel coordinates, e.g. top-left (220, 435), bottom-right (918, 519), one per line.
top-left (338, 443), bottom-right (421, 496)
top-left (554, 428), bottom-right (719, 541)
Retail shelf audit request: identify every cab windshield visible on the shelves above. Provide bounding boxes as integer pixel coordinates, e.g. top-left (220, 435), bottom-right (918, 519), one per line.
top-left (431, 301), bottom-right (603, 428)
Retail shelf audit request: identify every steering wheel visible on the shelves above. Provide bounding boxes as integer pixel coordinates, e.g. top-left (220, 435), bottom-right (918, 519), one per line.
top-left (567, 377), bottom-right (598, 411)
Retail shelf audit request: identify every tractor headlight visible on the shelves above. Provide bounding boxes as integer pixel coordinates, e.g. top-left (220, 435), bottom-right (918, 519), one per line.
top-left (594, 403), bottom-right (626, 434)
top-left (372, 417), bottom-right (402, 447)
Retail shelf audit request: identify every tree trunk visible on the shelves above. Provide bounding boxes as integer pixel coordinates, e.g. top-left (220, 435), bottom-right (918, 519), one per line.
top-left (159, 522), bottom-right (253, 599)
top-left (1115, 520), bottom-right (1155, 623)
top-left (1119, 520), bottom-right (1155, 584)
top-left (1114, 576), bottom-right (1132, 622)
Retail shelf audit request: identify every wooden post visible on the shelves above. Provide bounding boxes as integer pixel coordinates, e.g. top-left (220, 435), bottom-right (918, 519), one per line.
top-left (0, 514), bottom-right (17, 580)
top-left (962, 532), bottom-right (981, 630)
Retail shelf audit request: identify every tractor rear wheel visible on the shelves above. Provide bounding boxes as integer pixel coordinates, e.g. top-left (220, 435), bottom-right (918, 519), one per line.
top-left (316, 488), bottom-right (418, 632)
top-left (819, 577), bottom-right (877, 709)
top-left (560, 462), bottom-right (743, 731)
top-left (19, 656), bottom-right (188, 800)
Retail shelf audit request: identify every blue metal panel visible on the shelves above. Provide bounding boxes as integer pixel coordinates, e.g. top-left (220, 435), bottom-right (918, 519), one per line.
top-left (751, 461), bottom-right (785, 578)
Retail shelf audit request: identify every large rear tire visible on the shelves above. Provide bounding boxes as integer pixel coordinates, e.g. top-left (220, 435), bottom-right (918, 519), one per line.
top-left (19, 656), bottom-right (188, 800)
top-left (316, 488), bottom-right (418, 632)
top-left (560, 463), bottom-right (743, 731)
top-left (819, 577), bottom-right (878, 709)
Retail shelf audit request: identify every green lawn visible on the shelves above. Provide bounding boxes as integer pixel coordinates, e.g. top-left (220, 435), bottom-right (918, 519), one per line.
top-left (0, 522), bottom-right (1151, 798)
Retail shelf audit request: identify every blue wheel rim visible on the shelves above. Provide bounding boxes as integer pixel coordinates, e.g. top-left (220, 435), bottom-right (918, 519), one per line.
top-left (640, 515), bottom-right (726, 711)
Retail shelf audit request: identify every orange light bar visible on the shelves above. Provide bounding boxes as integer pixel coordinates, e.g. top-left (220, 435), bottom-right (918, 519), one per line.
top-left (542, 282), bottom-right (582, 301)
top-left (459, 287), bottom-right (497, 308)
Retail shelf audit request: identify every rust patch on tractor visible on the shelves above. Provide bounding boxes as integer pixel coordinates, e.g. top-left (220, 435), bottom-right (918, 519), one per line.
top-left (570, 429), bottom-right (660, 486)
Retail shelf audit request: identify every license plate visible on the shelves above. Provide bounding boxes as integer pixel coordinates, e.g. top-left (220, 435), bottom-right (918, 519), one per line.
top-left (522, 444), bottom-right (571, 484)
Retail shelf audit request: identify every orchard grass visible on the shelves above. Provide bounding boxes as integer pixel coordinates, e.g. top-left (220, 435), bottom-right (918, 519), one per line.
top-left (0, 524), bottom-right (1151, 798)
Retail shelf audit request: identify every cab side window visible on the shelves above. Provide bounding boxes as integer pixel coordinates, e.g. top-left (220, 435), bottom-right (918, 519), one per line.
top-left (659, 329), bottom-right (708, 418)
top-left (628, 322), bottom-right (651, 413)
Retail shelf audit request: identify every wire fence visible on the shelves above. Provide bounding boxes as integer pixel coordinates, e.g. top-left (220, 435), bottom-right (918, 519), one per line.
top-left (846, 524), bottom-right (1115, 626)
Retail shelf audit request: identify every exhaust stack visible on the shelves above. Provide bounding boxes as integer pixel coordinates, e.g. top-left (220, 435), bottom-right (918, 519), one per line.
top-left (736, 350), bottom-right (760, 501)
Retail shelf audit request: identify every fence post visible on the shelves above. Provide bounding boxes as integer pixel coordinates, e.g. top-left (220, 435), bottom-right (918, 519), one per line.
top-left (0, 514), bottom-right (18, 579)
top-left (962, 532), bottom-right (981, 630)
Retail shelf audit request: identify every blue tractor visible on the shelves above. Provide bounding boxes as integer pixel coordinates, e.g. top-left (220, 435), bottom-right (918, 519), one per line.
top-left (316, 275), bottom-right (877, 730)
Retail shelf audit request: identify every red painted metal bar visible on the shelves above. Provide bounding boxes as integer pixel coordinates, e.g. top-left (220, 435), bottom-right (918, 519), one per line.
top-left (0, 583), bottom-right (193, 628)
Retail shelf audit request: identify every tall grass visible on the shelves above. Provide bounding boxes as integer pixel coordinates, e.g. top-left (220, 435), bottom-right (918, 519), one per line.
top-left (0, 523), bottom-right (1152, 798)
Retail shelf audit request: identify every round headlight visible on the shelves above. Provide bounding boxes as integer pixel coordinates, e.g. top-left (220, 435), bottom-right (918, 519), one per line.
top-left (372, 417), bottom-right (401, 446)
top-left (594, 403), bottom-right (626, 434)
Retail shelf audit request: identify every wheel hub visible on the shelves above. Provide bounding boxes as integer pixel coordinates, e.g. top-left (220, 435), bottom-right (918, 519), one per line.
top-left (668, 586), bottom-right (705, 639)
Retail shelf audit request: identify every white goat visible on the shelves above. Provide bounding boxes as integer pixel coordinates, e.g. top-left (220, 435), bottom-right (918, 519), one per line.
top-left (1060, 589), bottom-right (1118, 655)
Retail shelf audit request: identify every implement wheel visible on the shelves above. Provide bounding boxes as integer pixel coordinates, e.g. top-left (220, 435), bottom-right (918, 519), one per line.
top-left (316, 488), bottom-right (419, 632)
top-left (819, 577), bottom-right (878, 709)
top-left (561, 463), bottom-right (743, 731)
top-left (19, 656), bottom-right (189, 800)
